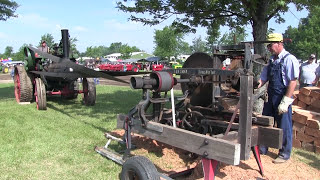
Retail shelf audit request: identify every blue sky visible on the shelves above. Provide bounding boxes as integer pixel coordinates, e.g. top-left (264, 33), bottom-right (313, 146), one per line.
top-left (0, 0), bottom-right (308, 54)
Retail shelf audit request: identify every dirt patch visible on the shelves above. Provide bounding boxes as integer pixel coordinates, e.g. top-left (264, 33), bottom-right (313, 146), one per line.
top-left (110, 129), bottom-right (320, 180)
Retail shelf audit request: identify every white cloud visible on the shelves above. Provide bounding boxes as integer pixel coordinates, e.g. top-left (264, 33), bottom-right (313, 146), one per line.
top-left (0, 32), bottom-right (8, 39)
top-left (73, 26), bottom-right (88, 32)
top-left (103, 19), bottom-right (143, 31)
top-left (16, 13), bottom-right (52, 28)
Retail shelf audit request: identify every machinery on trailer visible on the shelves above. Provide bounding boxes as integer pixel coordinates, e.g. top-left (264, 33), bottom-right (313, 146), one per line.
top-left (95, 43), bottom-right (283, 179)
top-left (14, 29), bottom-right (129, 110)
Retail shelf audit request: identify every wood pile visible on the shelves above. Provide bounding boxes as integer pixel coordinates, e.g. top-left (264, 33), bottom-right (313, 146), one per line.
top-left (292, 85), bottom-right (320, 154)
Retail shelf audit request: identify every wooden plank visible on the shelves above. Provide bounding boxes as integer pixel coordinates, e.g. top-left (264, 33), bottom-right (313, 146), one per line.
top-left (307, 105), bottom-right (320, 113)
top-left (298, 93), bottom-right (312, 105)
top-left (306, 119), bottom-right (320, 129)
top-left (297, 100), bottom-right (307, 109)
top-left (296, 131), bottom-right (315, 143)
top-left (300, 86), bottom-right (320, 96)
top-left (253, 114), bottom-right (274, 126)
top-left (292, 111), bottom-right (310, 125)
top-left (117, 114), bottom-right (241, 165)
top-left (310, 90), bottom-right (320, 99)
top-left (305, 127), bottom-right (320, 138)
top-left (301, 142), bottom-right (315, 152)
top-left (238, 75), bottom-right (253, 160)
top-left (292, 122), bottom-right (305, 133)
top-left (292, 138), bottom-right (302, 148)
top-left (258, 126), bottom-right (283, 149)
top-left (293, 105), bottom-right (320, 117)
top-left (220, 97), bottom-right (238, 111)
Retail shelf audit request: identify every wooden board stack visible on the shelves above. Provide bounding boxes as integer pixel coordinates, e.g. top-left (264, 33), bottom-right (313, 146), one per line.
top-left (292, 86), bottom-right (320, 154)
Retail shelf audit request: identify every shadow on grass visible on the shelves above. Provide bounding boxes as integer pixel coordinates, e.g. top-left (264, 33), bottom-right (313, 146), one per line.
top-left (0, 84), bottom-right (15, 101)
top-left (295, 150), bottom-right (320, 170)
top-left (45, 86), bottom-right (142, 133)
top-left (47, 88), bottom-right (141, 118)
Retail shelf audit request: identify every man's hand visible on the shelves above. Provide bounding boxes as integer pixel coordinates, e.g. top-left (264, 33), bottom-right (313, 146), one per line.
top-left (278, 96), bottom-right (294, 114)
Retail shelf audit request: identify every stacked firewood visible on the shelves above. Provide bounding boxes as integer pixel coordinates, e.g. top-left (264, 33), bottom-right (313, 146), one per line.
top-left (292, 85), bottom-right (320, 154)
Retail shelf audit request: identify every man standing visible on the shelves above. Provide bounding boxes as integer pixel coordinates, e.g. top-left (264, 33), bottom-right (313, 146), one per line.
top-left (258, 33), bottom-right (300, 163)
top-left (39, 40), bottom-right (49, 53)
top-left (299, 54), bottom-right (319, 89)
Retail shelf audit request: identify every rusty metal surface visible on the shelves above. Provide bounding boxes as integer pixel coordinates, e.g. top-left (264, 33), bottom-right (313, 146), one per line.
top-left (180, 52), bottom-right (222, 107)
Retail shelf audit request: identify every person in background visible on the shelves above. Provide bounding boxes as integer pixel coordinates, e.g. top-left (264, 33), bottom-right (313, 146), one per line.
top-left (258, 33), bottom-right (300, 164)
top-left (299, 54), bottom-right (319, 89)
top-left (39, 40), bottom-right (49, 53)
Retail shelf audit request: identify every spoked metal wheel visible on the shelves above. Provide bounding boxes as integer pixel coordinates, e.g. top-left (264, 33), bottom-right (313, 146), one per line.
top-left (35, 78), bottom-right (47, 110)
top-left (120, 156), bottom-right (160, 180)
top-left (14, 66), bottom-right (33, 103)
top-left (82, 78), bottom-right (96, 106)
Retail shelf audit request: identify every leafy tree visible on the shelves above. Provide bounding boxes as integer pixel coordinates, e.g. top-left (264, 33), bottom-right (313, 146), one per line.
top-left (218, 29), bottom-right (247, 46)
top-left (119, 44), bottom-right (133, 59)
top-left (284, 6), bottom-right (320, 60)
top-left (131, 46), bottom-right (141, 52)
top-left (178, 41), bottom-right (192, 55)
top-left (108, 42), bottom-right (123, 54)
top-left (206, 22), bottom-right (221, 50)
top-left (190, 36), bottom-right (209, 53)
top-left (153, 25), bottom-right (185, 59)
top-left (69, 37), bottom-right (80, 59)
top-left (2, 46), bottom-right (13, 58)
top-left (117, 0), bottom-right (319, 55)
top-left (0, 0), bottom-right (18, 21)
top-left (12, 44), bottom-right (30, 60)
top-left (39, 33), bottom-right (55, 50)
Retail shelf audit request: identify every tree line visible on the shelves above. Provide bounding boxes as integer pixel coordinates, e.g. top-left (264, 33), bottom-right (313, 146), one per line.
top-left (1, 1), bottom-right (320, 61)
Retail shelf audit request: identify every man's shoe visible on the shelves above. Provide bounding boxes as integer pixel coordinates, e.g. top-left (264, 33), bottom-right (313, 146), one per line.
top-left (272, 156), bottom-right (288, 164)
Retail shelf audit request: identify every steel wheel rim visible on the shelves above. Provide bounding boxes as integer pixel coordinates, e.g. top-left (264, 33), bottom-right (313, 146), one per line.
top-left (14, 70), bottom-right (21, 102)
top-left (35, 79), bottom-right (39, 109)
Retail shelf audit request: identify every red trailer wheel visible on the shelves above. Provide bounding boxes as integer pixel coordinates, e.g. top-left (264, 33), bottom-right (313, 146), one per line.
top-left (14, 66), bottom-right (33, 103)
top-left (35, 78), bottom-right (47, 110)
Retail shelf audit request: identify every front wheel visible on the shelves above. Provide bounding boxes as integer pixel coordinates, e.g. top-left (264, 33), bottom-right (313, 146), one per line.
top-left (120, 156), bottom-right (160, 180)
top-left (35, 78), bottom-right (47, 110)
top-left (82, 78), bottom-right (96, 106)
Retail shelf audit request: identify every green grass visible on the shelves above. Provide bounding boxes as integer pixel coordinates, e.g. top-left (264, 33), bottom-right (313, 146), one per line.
top-left (292, 148), bottom-right (320, 170)
top-left (0, 83), bottom-right (142, 180)
top-left (0, 83), bottom-right (319, 179)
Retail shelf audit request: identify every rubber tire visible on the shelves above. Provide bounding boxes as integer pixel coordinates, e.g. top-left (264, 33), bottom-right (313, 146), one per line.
top-left (35, 78), bottom-right (47, 110)
top-left (82, 78), bottom-right (96, 106)
top-left (120, 156), bottom-right (160, 180)
top-left (62, 80), bottom-right (79, 99)
top-left (14, 65), bottom-right (33, 103)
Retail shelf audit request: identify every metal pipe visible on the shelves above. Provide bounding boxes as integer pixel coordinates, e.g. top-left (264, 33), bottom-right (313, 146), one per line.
top-left (61, 29), bottom-right (69, 58)
top-left (170, 89), bottom-right (176, 128)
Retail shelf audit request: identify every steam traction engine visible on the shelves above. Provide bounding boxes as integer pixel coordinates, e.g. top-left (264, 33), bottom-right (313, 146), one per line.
top-left (96, 43), bottom-right (283, 179)
top-left (14, 29), bottom-right (97, 110)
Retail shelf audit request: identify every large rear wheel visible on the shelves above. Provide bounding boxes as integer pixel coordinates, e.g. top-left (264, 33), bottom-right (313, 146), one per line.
top-left (35, 78), bottom-right (47, 110)
top-left (120, 156), bottom-right (160, 180)
top-left (14, 66), bottom-right (33, 103)
top-left (82, 78), bottom-right (96, 106)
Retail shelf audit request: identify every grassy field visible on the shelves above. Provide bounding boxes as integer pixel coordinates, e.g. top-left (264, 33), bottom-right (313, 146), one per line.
top-left (0, 83), bottom-right (142, 180)
top-left (0, 83), bottom-right (319, 179)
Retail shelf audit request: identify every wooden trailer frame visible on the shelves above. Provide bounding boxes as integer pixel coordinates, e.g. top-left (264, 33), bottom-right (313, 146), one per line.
top-left (96, 43), bottom-right (283, 179)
